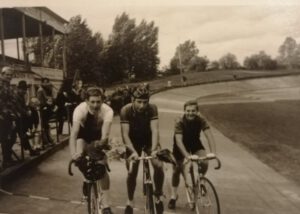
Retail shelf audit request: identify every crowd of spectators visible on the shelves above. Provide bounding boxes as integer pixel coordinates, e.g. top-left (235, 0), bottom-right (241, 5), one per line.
top-left (0, 66), bottom-right (85, 170)
top-left (0, 65), bottom-right (149, 171)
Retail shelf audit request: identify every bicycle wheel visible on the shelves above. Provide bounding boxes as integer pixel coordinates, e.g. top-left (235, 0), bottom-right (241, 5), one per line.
top-left (87, 182), bottom-right (101, 214)
top-left (195, 177), bottom-right (220, 214)
top-left (145, 183), bottom-right (156, 214)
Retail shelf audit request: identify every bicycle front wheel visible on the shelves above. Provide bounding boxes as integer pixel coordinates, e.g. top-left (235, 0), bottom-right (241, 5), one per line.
top-left (145, 183), bottom-right (156, 214)
top-left (195, 177), bottom-right (220, 214)
top-left (87, 182), bottom-right (101, 214)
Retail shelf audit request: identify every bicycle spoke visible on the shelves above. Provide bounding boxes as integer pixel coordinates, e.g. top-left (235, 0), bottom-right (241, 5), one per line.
top-left (195, 177), bottom-right (220, 214)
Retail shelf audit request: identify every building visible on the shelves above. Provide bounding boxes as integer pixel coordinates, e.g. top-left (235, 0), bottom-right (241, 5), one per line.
top-left (0, 7), bottom-right (68, 96)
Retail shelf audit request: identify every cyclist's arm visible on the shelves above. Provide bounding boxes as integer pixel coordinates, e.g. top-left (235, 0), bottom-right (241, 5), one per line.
top-left (175, 133), bottom-right (190, 158)
top-left (121, 123), bottom-right (138, 154)
top-left (203, 128), bottom-right (217, 154)
top-left (100, 120), bottom-right (112, 145)
top-left (99, 106), bottom-right (113, 145)
top-left (150, 119), bottom-right (159, 152)
top-left (69, 121), bottom-right (81, 158)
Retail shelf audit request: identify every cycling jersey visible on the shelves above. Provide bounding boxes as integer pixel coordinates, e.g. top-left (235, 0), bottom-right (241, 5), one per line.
top-left (120, 103), bottom-right (158, 152)
top-left (73, 102), bottom-right (113, 143)
top-left (173, 115), bottom-right (209, 160)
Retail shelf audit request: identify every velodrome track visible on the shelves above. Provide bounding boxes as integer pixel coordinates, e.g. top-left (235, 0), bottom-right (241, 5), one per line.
top-left (0, 75), bottom-right (300, 214)
top-left (152, 74), bottom-right (300, 214)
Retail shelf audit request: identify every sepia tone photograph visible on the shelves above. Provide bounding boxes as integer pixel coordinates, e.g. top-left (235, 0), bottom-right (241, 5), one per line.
top-left (0, 0), bottom-right (300, 213)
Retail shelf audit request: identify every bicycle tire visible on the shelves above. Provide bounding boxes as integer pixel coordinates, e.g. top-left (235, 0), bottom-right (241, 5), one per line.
top-left (87, 182), bottom-right (100, 214)
top-left (145, 183), bottom-right (156, 214)
top-left (195, 177), bottom-right (220, 214)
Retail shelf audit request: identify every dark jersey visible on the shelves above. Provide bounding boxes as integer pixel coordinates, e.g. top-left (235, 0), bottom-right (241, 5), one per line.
top-left (173, 115), bottom-right (209, 160)
top-left (120, 103), bottom-right (158, 150)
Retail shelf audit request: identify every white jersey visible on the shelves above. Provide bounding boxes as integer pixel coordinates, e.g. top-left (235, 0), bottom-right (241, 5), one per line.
top-left (73, 102), bottom-right (113, 142)
top-left (73, 102), bottom-right (113, 127)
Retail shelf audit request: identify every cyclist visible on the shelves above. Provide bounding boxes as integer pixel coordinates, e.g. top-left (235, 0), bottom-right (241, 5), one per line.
top-left (168, 100), bottom-right (217, 209)
top-left (120, 85), bottom-right (164, 214)
top-left (69, 87), bottom-right (114, 214)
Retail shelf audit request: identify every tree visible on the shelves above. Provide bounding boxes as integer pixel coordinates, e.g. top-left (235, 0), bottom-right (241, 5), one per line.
top-left (102, 13), bottom-right (159, 83)
top-left (244, 51), bottom-right (277, 70)
top-left (66, 15), bottom-right (103, 82)
top-left (169, 40), bottom-right (200, 74)
top-left (278, 37), bottom-right (298, 68)
top-left (132, 20), bottom-right (159, 79)
top-left (219, 53), bottom-right (240, 69)
top-left (188, 56), bottom-right (209, 72)
top-left (102, 13), bottom-right (137, 83)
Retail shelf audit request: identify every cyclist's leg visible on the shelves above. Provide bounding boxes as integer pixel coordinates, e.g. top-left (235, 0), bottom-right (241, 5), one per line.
top-left (126, 154), bottom-right (140, 206)
top-left (170, 159), bottom-right (183, 199)
top-left (98, 171), bottom-right (111, 209)
top-left (168, 159), bottom-right (183, 209)
top-left (151, 156), bottom-right (164, 199)
top-left (76, 139), bottom-right (89, 199)
top-left (194, 150), bottom-right (208, 175)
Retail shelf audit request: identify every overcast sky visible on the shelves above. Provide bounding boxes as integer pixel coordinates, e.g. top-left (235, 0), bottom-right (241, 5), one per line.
top-left (2, 0), bottom-right (300, 67)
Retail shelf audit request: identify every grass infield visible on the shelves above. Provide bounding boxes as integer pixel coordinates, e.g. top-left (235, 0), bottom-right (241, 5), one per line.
top-left (199, 100), bottom-right (300, 185)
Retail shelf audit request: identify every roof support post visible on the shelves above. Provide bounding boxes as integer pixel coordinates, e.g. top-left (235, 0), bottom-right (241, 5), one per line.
top-left (52, 28), bottom-right (56, 68)
top-left (0, 9), bottom-right (6, 63)
top-left (22, 13), bottom-right (29, 68)
top-left (39, 21), bottom-right (43, 65)
top-left (16, 38), bottom-right (20, 60)
top-left (62, 34), bottom-right (67, 78)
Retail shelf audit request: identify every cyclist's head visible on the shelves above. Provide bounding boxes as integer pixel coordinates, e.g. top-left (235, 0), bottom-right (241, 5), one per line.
top-left (132, 85), bottom-right (150, 112)
top-left (132, 84), bottom-right (150, 100)
top-left (85, 87), bottom-right (104, 113)
top-left (184, 100), bottom-right (199, 120)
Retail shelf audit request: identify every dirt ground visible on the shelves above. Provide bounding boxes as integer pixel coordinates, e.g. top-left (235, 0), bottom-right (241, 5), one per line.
top-left (199, 100), bottom-right (300, 185)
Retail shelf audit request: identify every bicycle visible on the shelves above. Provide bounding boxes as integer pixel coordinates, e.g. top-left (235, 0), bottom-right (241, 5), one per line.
top-left (68, 144), bottom-right (111, 214)
top-left (184, 155), bottom-right (221, 214)
top-left (128, 149), bottom-right (175, 214)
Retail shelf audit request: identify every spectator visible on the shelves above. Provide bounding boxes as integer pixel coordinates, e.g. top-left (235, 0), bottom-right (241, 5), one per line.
top-left (56, 79), bottom-right (73, 135)
top-left (37, 77), bottom-right (56, 147)
top-left (0, 66), bottom-right (19, 168)
top-left (15, 81), bottom-right (39, 156)
top-left (27, 97), bottom-right (41, 150)
top-left (72, 79), bottom-right (85, 102)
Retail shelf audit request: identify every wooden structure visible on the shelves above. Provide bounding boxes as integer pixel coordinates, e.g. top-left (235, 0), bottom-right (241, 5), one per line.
top-left (0, 7), bottom-right (68, 92)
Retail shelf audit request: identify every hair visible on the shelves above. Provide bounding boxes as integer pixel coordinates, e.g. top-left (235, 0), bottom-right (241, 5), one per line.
top-left (184, 100), bottom-right (199, 111)
top-left (1, 66), bottom-right (14, 74)
top-left (132, 85), bottom-right (150, 100)
top-left (85, 87), bottom-right (104, 100)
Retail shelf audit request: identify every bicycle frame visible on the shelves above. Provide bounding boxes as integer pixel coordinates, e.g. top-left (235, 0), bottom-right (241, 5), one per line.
top-left (68, 158), bottom-right (104, 214)
top-left (185, 156), bottom-right (221, 214)
top-left (129, 150), bottom-right (157, 214)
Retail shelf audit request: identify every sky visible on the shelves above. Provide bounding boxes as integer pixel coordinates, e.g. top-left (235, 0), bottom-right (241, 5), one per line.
top-left (1, 0), bottom-right (300, 68)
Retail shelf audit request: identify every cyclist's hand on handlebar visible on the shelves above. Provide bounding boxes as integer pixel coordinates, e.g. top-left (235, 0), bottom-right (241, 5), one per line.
top-left (206, 153), bottom-right (216, 159)
top-left (151, 149), bottom-right (158, 157)
top-left (129, 152), bottom-right (139, 161)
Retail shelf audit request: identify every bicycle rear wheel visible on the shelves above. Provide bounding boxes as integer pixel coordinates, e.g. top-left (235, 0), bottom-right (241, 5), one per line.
top-left (145, 183), bottom-right (156, 214)
top-left (195, 177), bottom-right (220, 214)
top-left (87, 182), bottom-right (101, 214)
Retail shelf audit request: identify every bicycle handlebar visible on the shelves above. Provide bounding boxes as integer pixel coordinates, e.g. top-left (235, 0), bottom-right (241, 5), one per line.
top-left (189, 156), bottom-right (221, 170)
top-left (68, 144), bottom-right (111, 176)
